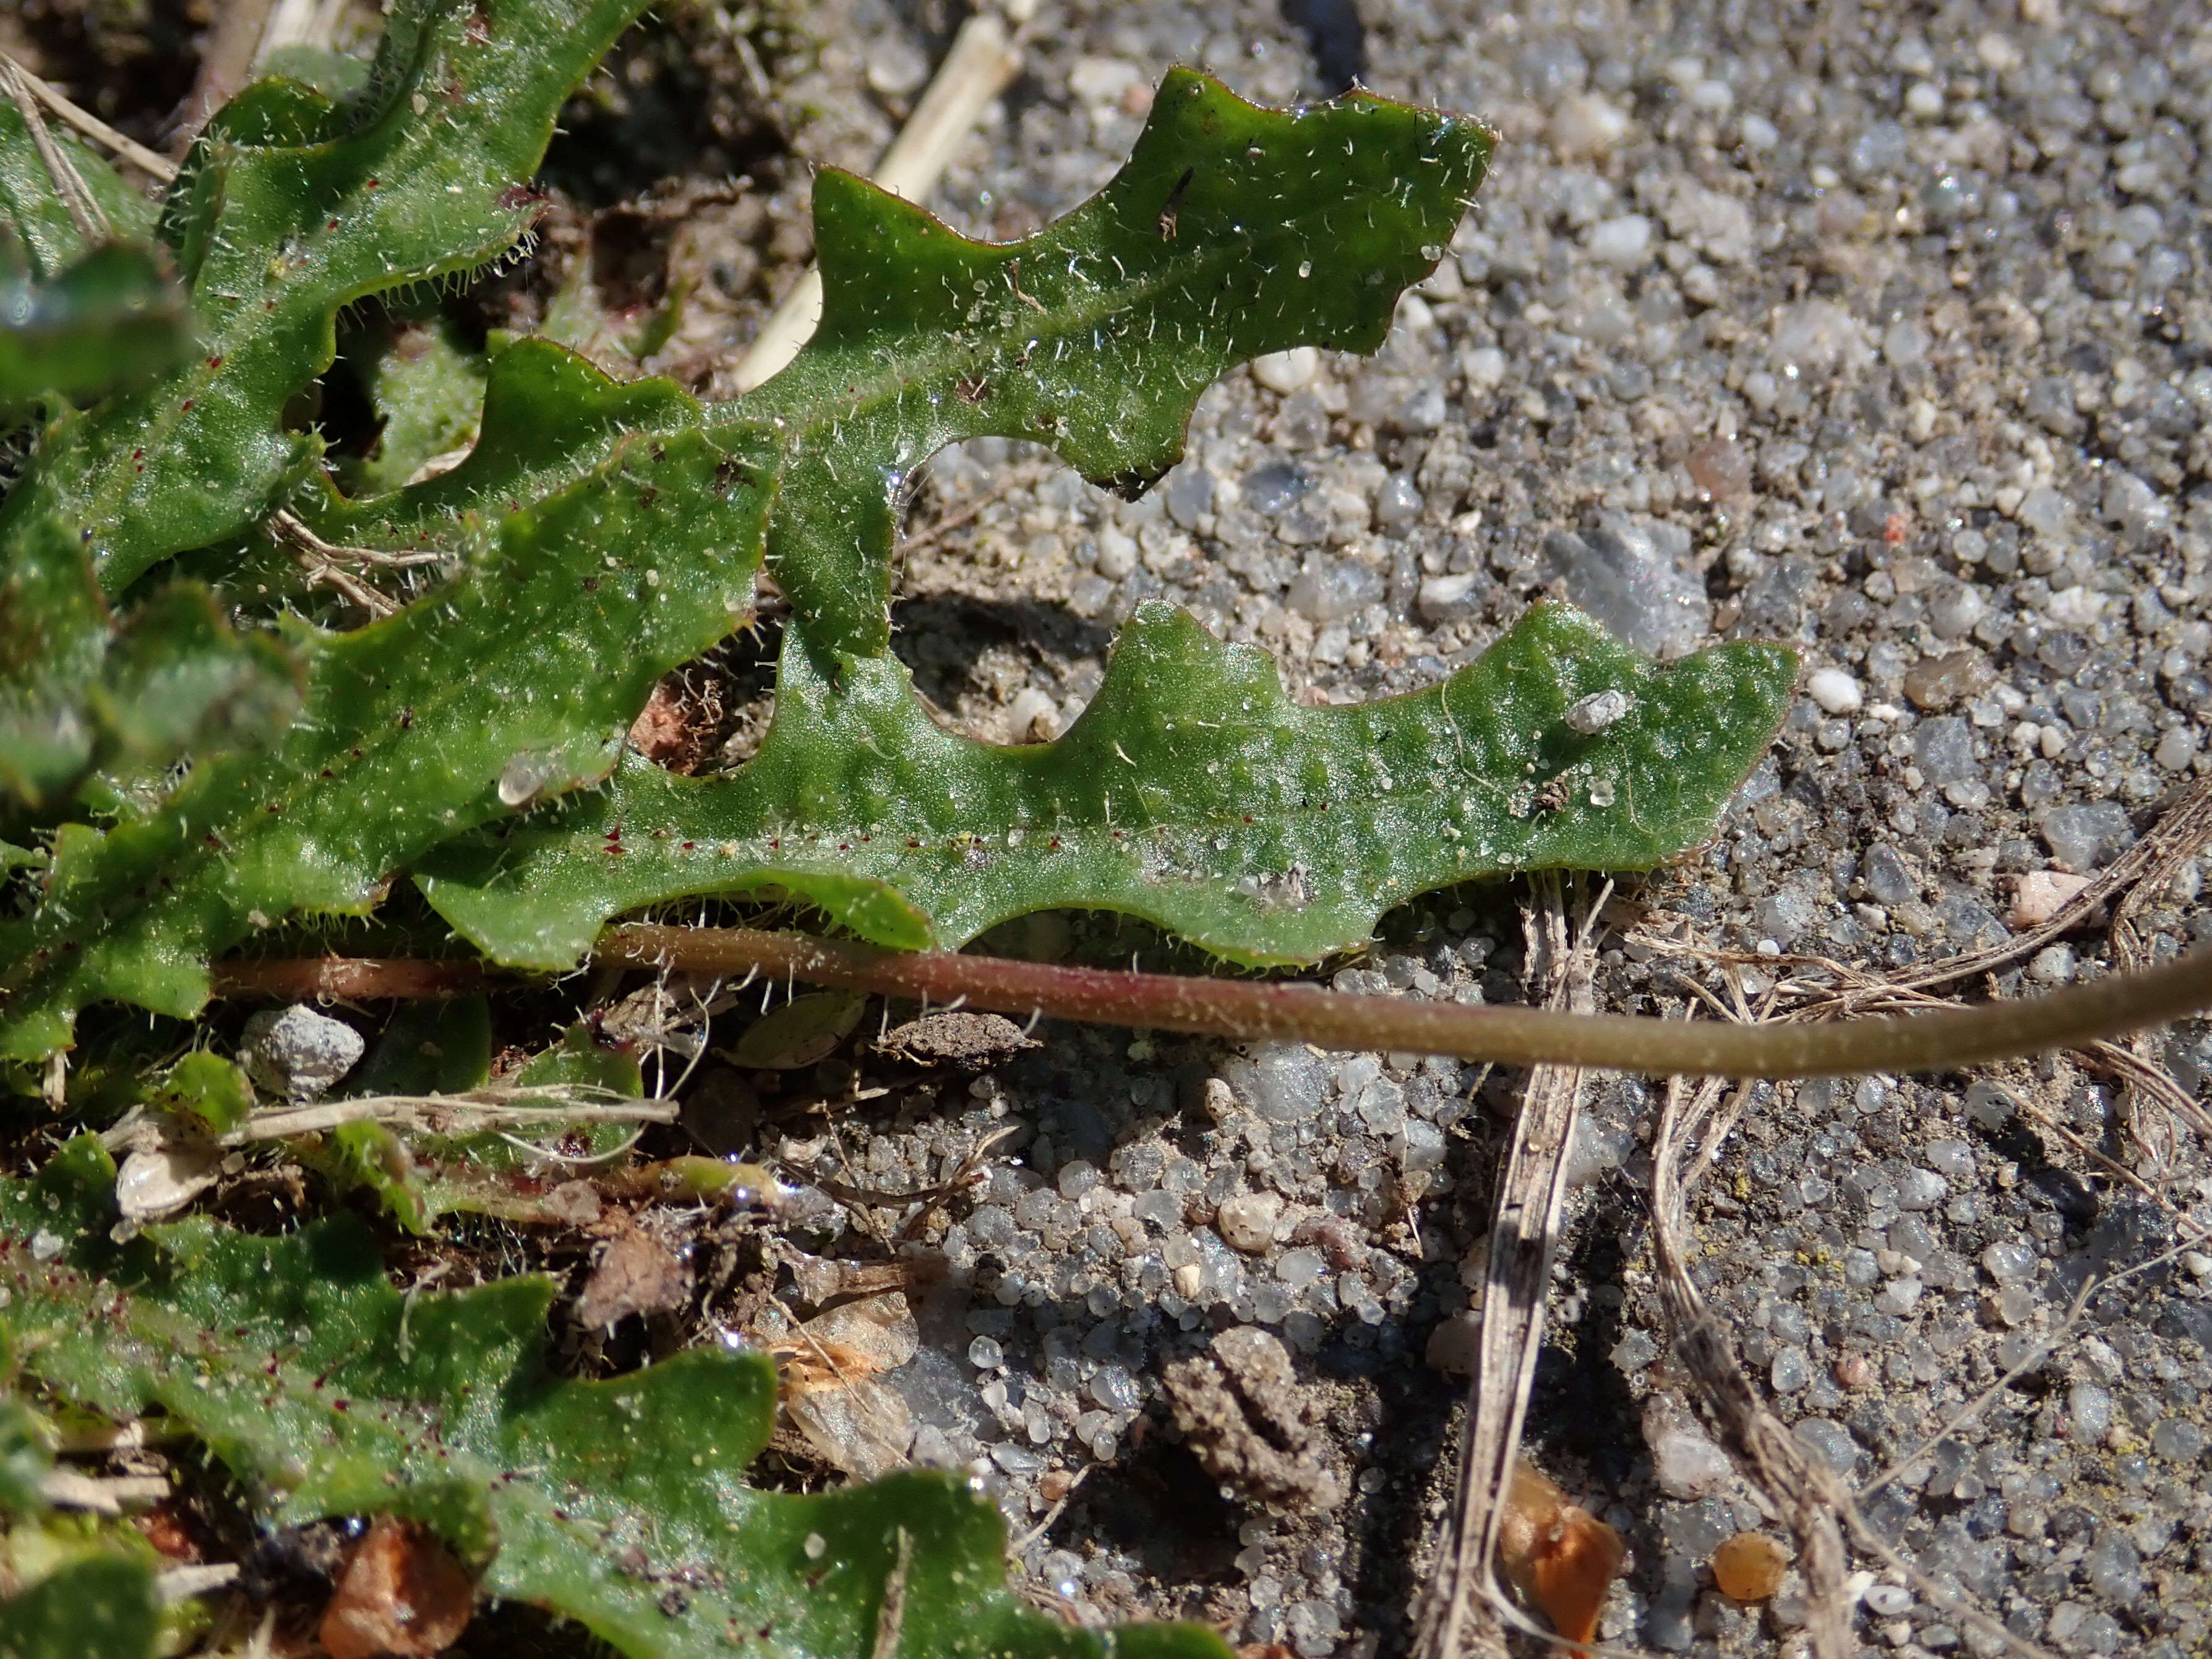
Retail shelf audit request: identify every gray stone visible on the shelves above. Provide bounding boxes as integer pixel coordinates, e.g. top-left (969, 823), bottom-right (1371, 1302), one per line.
top-left (1913, 717), bottom-right (1979, 786)
top-left (239, 1006), bottom-right (364, 1101)
top-left (2040, 802), bottom-right (2138, 871)
top-left (1542, 514), bottom-right (1708, 656)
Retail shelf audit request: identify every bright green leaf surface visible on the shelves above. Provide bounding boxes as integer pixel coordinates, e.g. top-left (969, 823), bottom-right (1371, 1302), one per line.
top-left (0, 1145), bottom-right (1230, 1659)
top-left (0, 431), bottom-right (773, 1059)
top-left (0, 245), bottom-right (193, 408)
top-left (741, 70), bottom-right (1490, 654)
top-left (0, 1554), bottom-right (159, 1659)
top-left (147, 1050), bottom-right (255, 1133)
top-left (335, 317), bottom-right (491, 497)
top-left (421, 604), bottom-right (1797, 968)
top-left (311, 335), bottom-right (704, 550)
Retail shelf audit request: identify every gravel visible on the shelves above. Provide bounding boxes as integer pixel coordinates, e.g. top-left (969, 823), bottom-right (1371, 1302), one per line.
top-left (669, 0), bottom-right (2212, 1651)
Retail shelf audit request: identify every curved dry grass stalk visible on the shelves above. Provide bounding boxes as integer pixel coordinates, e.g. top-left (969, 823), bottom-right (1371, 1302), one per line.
top-left (1650, 1073), bottom-right (2064, 1659)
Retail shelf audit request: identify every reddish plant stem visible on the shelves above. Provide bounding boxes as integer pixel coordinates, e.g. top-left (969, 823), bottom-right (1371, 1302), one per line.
top-left (212, 924), bottom-right (2212, 1081)
top-left (212, 957), bottom-right (487, 1001)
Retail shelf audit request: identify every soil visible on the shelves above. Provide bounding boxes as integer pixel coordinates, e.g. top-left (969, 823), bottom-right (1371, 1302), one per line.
top-left (9, 0), bottom-right (2212, 1657)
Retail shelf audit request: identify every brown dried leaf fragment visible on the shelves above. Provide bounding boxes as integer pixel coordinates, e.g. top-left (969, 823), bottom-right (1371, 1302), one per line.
top-left (761, 1291), bottom-right (920, 1480)
top-left (1162, 1326), bottom-right (1342, 1512)
top-left (1493, 1459), bottom-right (1623, 1649)
top-left (873, 1011), bottom-right (1040, 1070)
top-left (317, 1516), bottom-right (474, 1659)
top-left (573, 1231), bottom-right (690, 1329)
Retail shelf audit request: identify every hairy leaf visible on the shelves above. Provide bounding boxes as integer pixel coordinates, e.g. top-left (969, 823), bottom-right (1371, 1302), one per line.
top-left (0, 431), bottom-right (773, 1058)
top-left (740, 69), bottom-right (1491, 654)
top-left (334, 317), bottom-right (490, 497)
top-left (312, 336), bottom-right (701, 551)
top-left (421, 604), bottom-right (1797, 967)
top-left (0, 0), bottom-right (650, 602)
top-left (305, 72), bottom-right (1484, 653)
top-left (1, 71), bottom-right (1506, 1051)
top-left (0, 1142), bottom-right (1229, 1659)
top-left (0, 557), bottom-right (298, 814)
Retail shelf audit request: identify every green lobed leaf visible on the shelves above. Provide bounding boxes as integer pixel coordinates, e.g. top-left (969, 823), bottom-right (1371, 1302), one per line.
top-left (0, 430), bottom-right (774, 1059)
top-left (0, 0), bottom-right (651, 611)
top-left (420, 603), bottom-right (1798, 968)
top-left (737, 69), bottom-right (1491, 654)
top-left (0, 1143), bottom-right (1230, 1659)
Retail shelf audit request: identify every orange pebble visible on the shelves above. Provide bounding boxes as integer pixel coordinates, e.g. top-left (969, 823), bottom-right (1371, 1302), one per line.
top-left (1710, 1532), bottom-right (1790, 1601)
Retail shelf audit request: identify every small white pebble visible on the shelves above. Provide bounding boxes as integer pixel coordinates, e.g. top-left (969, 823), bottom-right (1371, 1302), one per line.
top-left (1067, 56), bottom-right (1143, 108)
top-left (1863, 1584), bottom-right (1913, 1618)
top-left (864, 38), bottom-right (929, 98)
top-left (1974, 32), bottom-right (2022, 74)
top-left (1903, 80), bottom-right (1944, 118)
top-left (1807, 667), bottom-right (1863, 715)
top-left (1584, 213), bottom-right (1652, 270)
top-left (1459, 345), bottom-right (1507, 389)
top-left (1550, 93), bottom-right (1628, 158)
top-left (1251, 347), bottom-right (1319, 394)
top-left (1564, 688), bottom-right (1633, 734)
top-left (1214, 1190), bottom-right (1282, 1254)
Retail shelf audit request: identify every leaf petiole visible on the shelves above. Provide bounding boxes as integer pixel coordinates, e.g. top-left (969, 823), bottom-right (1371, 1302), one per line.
top-left (212, 922), bottom-right (2212, 1081)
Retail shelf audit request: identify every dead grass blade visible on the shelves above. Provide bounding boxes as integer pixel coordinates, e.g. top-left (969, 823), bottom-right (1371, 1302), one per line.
top-left (1796, 771), bottom-right (2212, 1010)
top-left (1412, 872), bottom-right (1605, 1659)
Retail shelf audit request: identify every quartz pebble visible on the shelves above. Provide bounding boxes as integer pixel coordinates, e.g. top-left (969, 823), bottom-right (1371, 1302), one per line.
top-left (1806, 668), bottom-right (1863, 715)
top-left (2010, 870), bottom-right (2093, 928)
top-left (1251, 348), bottom-right (1320, 394)
top-left (1550, 92), bottom-right (1628, 157)
top-left (1214, 1190), bottom-right (1282, 1254)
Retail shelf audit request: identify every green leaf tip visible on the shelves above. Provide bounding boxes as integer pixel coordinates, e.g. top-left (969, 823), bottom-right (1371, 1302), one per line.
top-left (421, 604), bottom-right (1796, 971)
top-left (0, 1160), bottom-right (1232, 1659)
top-left (747, 68), bottom-right (1491, 655)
